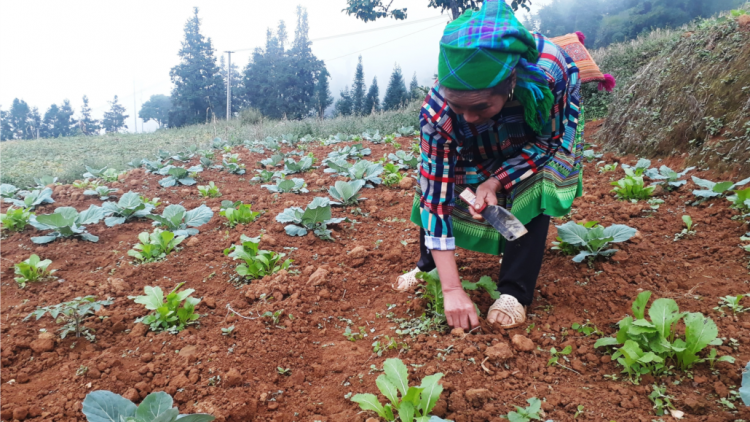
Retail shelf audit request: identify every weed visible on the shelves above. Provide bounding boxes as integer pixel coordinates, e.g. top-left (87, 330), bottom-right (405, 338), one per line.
top-left (571, 321), bottom-right (603, 336)
top-left (262, 309), bottom-right (284, 325)
top-left (648, 384), bottom-right (675, 416)
top-left (221, 325), bottom-right (235, 336)
top-left (343, 326), bottom-right (367, 341)
top-left (714, 295), bottom-right (749, 316)
top-left (24, 296), bottom-right (113, 341)
top-left (14, 254), bottom-right (56, 287)
top-left (547, 345), bottom-right (573, 368)
top-left (503, 397), bottom-right (543, 422)
top-left (351, 358), bottom-right (444, 421)
top-left (277, 367), bottom-right (291, 376)
top-left (130, 283), bottom-right (202, 333)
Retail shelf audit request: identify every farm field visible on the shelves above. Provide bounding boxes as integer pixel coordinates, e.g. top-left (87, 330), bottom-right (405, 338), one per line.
top-left (2, 123), bottom-right (750, 422)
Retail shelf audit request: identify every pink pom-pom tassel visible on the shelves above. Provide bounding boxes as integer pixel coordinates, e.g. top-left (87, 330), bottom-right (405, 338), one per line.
top-left (575, 31), bottom-right (586, 45)
top-left (598, 74), bottom-right (616, 92)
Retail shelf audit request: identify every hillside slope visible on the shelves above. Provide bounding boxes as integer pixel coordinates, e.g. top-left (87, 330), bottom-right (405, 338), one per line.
top-left (593, 10), bottom-right (750, 175)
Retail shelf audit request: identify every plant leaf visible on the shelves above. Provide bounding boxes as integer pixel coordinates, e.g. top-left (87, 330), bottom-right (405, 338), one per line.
top-left (135, 391), bottom-right (174, 421)
top-left (351, 393), bottom-right (387, 419)
top-left (383, 358), bottom-right (409, 397)
top-left (81, 390), bottom-right (137, 422)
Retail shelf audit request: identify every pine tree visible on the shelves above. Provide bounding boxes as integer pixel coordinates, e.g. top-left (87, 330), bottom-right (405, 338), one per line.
top-left (383, 64), bottom-right (408, 111)
top-left (41, 104), bottom-right (59, 138)
top-left (139, 95), bottom-right (172, 128)
top-left (169, 7), bottom-right (225, 127)
top-left (27, 107), bottom-right (42, 139)
top-left (55, 99), bottom-right (77, 137)
top-left (313, 68), bottom-right (333, 118)
top-left (363, 76), bottom-right (380, 115)
top-left (79, 95), bottom-right (100, 136)
top-left (351, 56), bottom-right (366, 115)
top-left (286, 6), bottom-right (326, 119)
top-left (8, 99), bottom-right (31, 139)
top-left (334, 86), bottom-right (354, 116)
top-left (102, 95), bottom-right (128, 133)
top-left (409, 72), bottom-right (420, 100)
top-left (0, 108), bottom-right (11, 141)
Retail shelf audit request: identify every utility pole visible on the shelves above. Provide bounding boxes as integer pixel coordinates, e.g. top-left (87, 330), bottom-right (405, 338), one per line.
top-left (133, 81), bottom-right (138, 133)
top-left (225, 51), bottom-right (233, 120)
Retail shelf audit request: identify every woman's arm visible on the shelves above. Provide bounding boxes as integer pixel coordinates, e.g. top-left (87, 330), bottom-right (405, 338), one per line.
top-left (432, 250), bottom-right (479, 330)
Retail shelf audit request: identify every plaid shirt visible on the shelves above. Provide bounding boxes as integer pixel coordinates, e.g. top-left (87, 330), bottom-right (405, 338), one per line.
top-left (419, 32), bottom-right (581, 251)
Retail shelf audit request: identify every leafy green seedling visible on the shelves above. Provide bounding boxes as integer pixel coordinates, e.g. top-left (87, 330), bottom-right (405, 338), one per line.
top-left (24, 296), bottom-right (113, 341)
top-left (130, 283), bottom-right (201, 333)
top-left (1, 207), bottom-right (33, 232)
top-left (553, 221), bottom-right (636, 263)
top-left (351, 358), bottom-right (444, 421)
top-left (83, 166), bottom-right (123, 182)
top-left (221, 325), bottom-right (235, 336)
top-left (82, 390), bottom-right (215, 422)
top-left (251, 169), bottom-right (284, 183)
top-left (14, 254), bottom-right (55, 287)
top-left (276, 197), bottom-right (347, 240)
top-left (262, 309), bottom-right (284, 325)
top-left (329, 180), bottom-right (366, 206)
top-left (224, 235), bottom-right (292, 279)
top-left (503, 397), bottom-right (543, 422)
top-left (674, 215), bottom-right (696, 241)
top-left (387, 150), bottom-right (418, 169)
top-left (692, 176), bottom-right (750, 199)
top-left (343, 326), bottom-right (367, 341)
top-left (383, 163), bottom-right (405, 187)
top-left (547, 345), bottom-right (573, 367)
top-left (147, 204), bottom-right (213, 236)
top-left (220, 201), bottom-right (260, 227)
top-left (727, 187), bottom-right (750, 213)
top-left (645, 165), bottom-right (695, 190)
top-left (698, 348), bottom-right (735, 369)
top-left (595, 291), bottom-right (725, 383)
top-left (598, 162), bottom-right (618, 173)
top-left (221, 155), bottom-right (246, 174)
top-left (128, 229), bottom-right (185, 263)
top-left (621, 158), bottom-right (651, 176)
top-left (84, 186), bottom-right (119, 200)
top-left (29, 205), bottom-right (105, 243)
top-left (197, 181), bottom-right (222, 198)
top-left (262, 178), bottom-right (308, 194)
top-left (461, 276), bottom-right (500, 300)
top-left (283, 156), bottom-right (313, 174)
top-left (277, 367), bottom-right (291, 376)
top-left (573, 404), bottom-right (584, 418)
top-left (72, 179), bottom-right (101, 189)
top-left (611, 173), bottom-right (655, 201)
top-left (714, 295), bottom-right (749, 315)
top-left (571, 321), bottom-right (602, 336)
top-left (3, 188), bottom-right (54, 210)
top-left (102, 191), bottom-right (155, 226)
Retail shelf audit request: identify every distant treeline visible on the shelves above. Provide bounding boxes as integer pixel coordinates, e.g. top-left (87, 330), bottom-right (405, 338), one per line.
top-left (528, 0), bottom-right (746, 49)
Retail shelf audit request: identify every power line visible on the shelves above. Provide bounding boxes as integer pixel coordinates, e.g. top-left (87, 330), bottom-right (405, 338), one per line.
top-left (227, 15), bottom-right (446, 53)
top-left (322, 20), bottom-right (447, 62)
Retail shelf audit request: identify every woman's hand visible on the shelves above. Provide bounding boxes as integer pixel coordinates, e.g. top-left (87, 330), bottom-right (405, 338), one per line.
top-left (431, 250), bottom-right (479, 330)
top-left (443, 287), bottom-right (480, 330)
top-left (468, 178), bottom-right (503, 221)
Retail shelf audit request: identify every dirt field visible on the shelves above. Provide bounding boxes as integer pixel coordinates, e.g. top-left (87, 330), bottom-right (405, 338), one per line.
top-left (2, 127), bottom-right (750, 422)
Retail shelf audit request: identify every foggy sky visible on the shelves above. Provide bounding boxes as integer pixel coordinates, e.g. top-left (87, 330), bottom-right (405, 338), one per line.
top-left (0, 0), bottom-right (549, 134)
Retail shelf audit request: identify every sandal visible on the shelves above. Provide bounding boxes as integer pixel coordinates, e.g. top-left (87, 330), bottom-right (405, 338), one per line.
top-left (487, 294), bottom-right (526, 329)
top-left (394, 267), bottom-right (421, 291)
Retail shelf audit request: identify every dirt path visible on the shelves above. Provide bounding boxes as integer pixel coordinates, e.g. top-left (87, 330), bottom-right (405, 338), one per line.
top-left (2, 129), bottom-right (749, 422)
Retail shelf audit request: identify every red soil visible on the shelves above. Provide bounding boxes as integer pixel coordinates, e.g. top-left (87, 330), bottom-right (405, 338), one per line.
top-left (2, 129), bottom-right (750, 422)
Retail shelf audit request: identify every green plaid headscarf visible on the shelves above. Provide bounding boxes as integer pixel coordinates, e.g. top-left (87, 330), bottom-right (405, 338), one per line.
top-left (437, 0), bottom-right (554, 134)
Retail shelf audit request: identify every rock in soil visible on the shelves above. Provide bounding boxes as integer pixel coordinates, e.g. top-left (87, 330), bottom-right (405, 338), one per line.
top-left (465, 388), bottom-right (492, 408)
top-left (398, 177), bottom-right (414, 189)
top-left (484, 342), bottom-right (513, 361)
top-left (12, 406), bottom-right (29, 421)
top-left (225, 368), bottom-right (243, 387)
top-left (129, 323), bottom-right (149, 337)
top-left (511, 334), bottom-right (535, 352)
top-left (307, 267), bottom-right (329, 286)
top-left (29, 338), bottom-right (54, 353)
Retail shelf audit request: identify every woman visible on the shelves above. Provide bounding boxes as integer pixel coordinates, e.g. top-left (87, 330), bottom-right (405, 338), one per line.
top-left (396, 0), bottom-right (583, 331)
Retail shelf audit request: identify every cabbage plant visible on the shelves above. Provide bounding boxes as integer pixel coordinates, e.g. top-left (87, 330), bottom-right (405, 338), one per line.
top-left (276, 197), bottom-right (347, 240)
top-left (328, 143), bottom-right (371, 160)
top-left (284, 156), bottom-right (314, 174)
top-left (29, 205), bottom-right (105, 243)
top-left (146, 204), bottom-right (213, 236)
top-left (260, 154), bottom-right (284, 168)
top-left (1, 184), bottom-right (19, 198)
top-left (158, 165), bottom-right (202, 187)
top-left (324, 157), bottom-right (353, 175)
top-left (329, 180), bottom-right (366, 206)
top-left (101, 192), bottom-right (155, 226)
top-left (82, 390), bottom-right (215, 422)
top-left (621, 158), bottom-right (652, 176)
top-left (388, 150), bottom-right (419, 169)
top-left (3, 188), bottom-right (54, 210)
top-left (33, 176), bottom-right (58, 189)
top-left (83, 166), bottom-right (123, 182)
top-left (692, 176), bottom-right (750, 199)
top-left (553, 221), bottom-right (636, 263)
top-left (262, 178), bottom-right (308, 194)
top-left (348, 160), bottom-right (383, 187)
top-left (84, 186), bottom-right (119, 200)
top-left (644, 165), bottom-right (695, 189)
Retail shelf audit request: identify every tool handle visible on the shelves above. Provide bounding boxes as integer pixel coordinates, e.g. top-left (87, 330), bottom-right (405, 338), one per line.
top-left (459, 188), bottom-right (487, 213)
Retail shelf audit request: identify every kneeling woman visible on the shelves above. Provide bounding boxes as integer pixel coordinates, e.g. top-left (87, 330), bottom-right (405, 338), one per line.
top-left (397, 1), bottom-right (583, 330)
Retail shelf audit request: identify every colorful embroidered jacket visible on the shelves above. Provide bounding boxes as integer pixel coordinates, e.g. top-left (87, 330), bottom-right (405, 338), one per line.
top-left (418, 32), bottom-right (581, 251)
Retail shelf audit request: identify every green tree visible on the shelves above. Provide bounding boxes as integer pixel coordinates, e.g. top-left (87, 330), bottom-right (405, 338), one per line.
top-left (55, 99), bottom-right (77, 137)
top-left (335, 86), bottom-right (354, 116)
top-left (40, 104), bottom-right (59, 138)
top-left (242, 26), bottom-right (285, 119)
top-left (8, 99), bottom-right (31, 140)
top-left (78, 95), bottom-right (100, 136)
top-left (102, 95), bottom-right (128, 133)
top-left (313, 68), bottom-right (333, 118)
top-left (25, 107), bottom-right (42, 139)
top-left (286, 6), bottom-right (326, 119)
top-left (363, 76), bottom-right (380, 115)
top-left (351, 55), bottom-right (366, 115)
top-left (0, 108), bottom-right (12, 141)
top-left (409, 72), bottom-right (421, 100)
top-left (383, 64), bottom-right (408, 111)
top-left (169, 7), bottom-right (225, 127)
top-left (343, 0), bottom-right (530, 21)
top-left (139, 95), bottom-right (172, 128)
